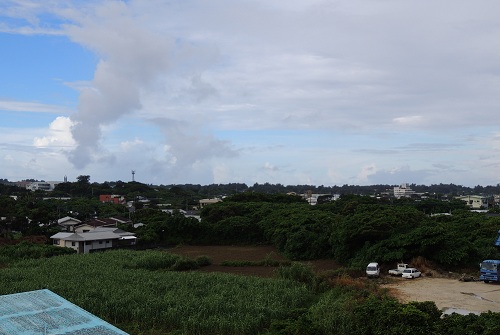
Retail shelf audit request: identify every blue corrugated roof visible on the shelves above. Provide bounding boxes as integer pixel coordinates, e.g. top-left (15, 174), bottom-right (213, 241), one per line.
top-left (0, 289), bottom-right (129, 335)
top-left (495, 230), bottom-right (500, 247)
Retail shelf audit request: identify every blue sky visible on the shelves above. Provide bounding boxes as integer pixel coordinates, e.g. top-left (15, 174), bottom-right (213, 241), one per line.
top-left (2, 0), bottom-right (500, 187)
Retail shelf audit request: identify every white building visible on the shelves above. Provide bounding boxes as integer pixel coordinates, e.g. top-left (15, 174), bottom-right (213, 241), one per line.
top-left (303, 193), bottom-right (340, 205)
top-left (198, 198), bottom-right (222, 208)
top-left (393, 183), bottom-right (415, 198)
top-left (456, 195), bottom-right (492, 209)
top-left (26, 181), bottom-right (63, 191)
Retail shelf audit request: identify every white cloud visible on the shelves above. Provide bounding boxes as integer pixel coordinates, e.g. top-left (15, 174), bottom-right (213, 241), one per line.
top-left (357, 164), bottom-right (377, 183)
top-left (0, 99), bottom-right (71, 114)
top-left (120, 138), bottom-right (144, 151)
top-left (33, 116), bottom-right (75, 148)
top-left (393, 115), bottom-right (424, 126)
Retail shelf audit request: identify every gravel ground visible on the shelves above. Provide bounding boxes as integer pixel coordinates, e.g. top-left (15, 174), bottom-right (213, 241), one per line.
top-left (383, 276), bottom-right (500, 314)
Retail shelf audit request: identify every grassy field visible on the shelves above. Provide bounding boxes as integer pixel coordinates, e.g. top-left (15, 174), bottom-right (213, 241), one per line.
top-left (0, 249), bottom-right (315, 334)
top-left (2, 246), bottom-right (498, 335)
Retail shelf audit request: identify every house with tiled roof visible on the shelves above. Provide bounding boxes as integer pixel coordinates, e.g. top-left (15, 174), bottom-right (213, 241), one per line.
top-left (456, 195), bottom-right (493, 209)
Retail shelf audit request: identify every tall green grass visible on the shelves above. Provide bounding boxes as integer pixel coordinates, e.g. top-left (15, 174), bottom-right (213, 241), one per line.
top-left (0, 241), bottom-right (75, 264)
top-left (0, 249), bottom-right (314, 334)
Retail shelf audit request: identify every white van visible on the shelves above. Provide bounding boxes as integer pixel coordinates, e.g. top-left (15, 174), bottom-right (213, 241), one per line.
top-left (366, 262), bottom-right (380, 278)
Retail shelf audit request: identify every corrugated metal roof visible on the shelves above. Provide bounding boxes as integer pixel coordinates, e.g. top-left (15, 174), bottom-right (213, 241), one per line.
top-left (0, 289), bottom-right (129, 335)
top-left (51, 230), bottom-right (134, 241)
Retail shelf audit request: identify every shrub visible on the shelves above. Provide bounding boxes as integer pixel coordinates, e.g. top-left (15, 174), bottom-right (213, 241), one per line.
top-left (127, 251), bottom-right (181, 270)
top-left (277, 262), bottom-right (315, 284)
top-left (171, 258), bottom-right (200, 271)
top-left (195, 255), bottom-right (212, 267)
top-left (0, 241), bottom-right (75, 262)
top-left (277, 262), bottom-right (327, 293)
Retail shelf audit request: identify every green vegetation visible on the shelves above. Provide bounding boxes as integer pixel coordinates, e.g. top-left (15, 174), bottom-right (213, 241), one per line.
top-left (0, 241), bottom-right (75, 265)
top-left (0, 250), bottom-right (499, 334)
top-left (199, 194), bottom-right (500, 268)
top-left (0, 250), bottom-right (314, 334)
top-left (124, 251), bottom-right (211, 271)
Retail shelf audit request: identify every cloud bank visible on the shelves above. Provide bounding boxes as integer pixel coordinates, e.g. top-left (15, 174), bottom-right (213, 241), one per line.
top-left (2, 0), bottom-right (500, 186)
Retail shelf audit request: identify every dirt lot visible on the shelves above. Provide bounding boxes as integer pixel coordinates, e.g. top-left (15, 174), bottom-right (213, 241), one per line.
top-left (167, 244), bottom-right (340, 278)
top-left (167, 245), bottom-right (500, 314)
top-left (383, 276), bottom-right (500, 314)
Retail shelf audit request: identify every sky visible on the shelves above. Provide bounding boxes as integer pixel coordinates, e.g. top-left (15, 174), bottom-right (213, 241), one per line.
top-left (1, 0), bottom-right (500, 187)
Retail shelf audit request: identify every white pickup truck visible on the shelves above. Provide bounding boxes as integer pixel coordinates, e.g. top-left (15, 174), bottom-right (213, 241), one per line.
top-left (388, 263), bottom-right (409, 276)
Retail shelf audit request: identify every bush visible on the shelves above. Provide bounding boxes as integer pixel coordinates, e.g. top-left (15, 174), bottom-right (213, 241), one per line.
top-left (127, 251), bottom-right (179, 270)
top-left (277, 262), bottom-right (327, 293)
top-left (171, 258), bottom-right (200, 271)
top-left (308, 289), bottom-right (441, 335)
top-left (195, 255), bottom-right (212, 267)
top-left (0, 241), bottom-right (75, 262)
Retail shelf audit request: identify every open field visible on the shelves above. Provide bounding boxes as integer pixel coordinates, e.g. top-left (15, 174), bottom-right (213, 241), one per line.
top-left (167, 244), bottom-right (340, 278)
top-left (167, 245), bottom-right (500, 314)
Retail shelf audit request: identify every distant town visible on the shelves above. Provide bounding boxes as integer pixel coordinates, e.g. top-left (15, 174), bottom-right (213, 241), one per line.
top-left (2, 177), bottom-right (500, 207)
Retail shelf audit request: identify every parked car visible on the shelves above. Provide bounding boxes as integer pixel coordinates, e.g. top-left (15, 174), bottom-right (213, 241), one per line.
top-left (402, 268), bottom-right (421, 279)
top-left (366, 262), bottom-right (380, 278)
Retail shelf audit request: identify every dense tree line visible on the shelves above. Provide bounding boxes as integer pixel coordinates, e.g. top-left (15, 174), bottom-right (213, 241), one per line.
top-left (2, 175), bottom-right (500, 269)
top-left (4, 176), bottom-right (500, 199)
top-left (132, 193), bottom-right (500, 270)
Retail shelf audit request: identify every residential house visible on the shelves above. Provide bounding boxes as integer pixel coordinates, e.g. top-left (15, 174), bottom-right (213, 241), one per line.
top-left (198, 198), bottom-right (222, 208)
top-left (51, 227), bottom-right (136, 254)
top-left (161, 209), bottom-right (201, 221)
top-left (108, 216), bottom-right (131, 224)
top-left (57, 216), bottom-right (82, 232)
top-left (456, 195), bottom-right (493, 209)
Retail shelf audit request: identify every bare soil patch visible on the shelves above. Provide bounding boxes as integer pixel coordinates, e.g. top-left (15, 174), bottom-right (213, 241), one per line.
top-left (383, 276), bottom-right (500, 314)
top-left (166, 245), bottom-right (340, 278)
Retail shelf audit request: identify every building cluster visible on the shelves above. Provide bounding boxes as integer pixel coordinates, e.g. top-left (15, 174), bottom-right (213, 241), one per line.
top-left (392, 183), bottom-right (495, 210)
top-left (51, 216), bottom-right (136, 254)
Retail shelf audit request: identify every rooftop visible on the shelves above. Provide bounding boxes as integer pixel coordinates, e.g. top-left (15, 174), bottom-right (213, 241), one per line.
top-left (0, 289), bottom-right (128, 334)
